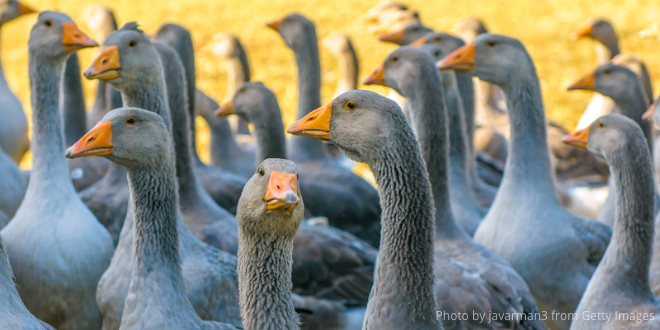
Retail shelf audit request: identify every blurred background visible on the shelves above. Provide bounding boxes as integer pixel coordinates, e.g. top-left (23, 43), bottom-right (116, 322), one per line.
top-left (6, 0), bottom-right (660, 168)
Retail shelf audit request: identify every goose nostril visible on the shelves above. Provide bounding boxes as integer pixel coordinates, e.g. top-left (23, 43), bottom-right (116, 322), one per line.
top-left (101, 59), bottom-right (108, 65)
top-left (276, 184), bottom-right (281, 190)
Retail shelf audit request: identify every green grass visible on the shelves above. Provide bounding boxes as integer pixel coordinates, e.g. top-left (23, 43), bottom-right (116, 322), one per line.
top-left (9, 0), bottom-right (660, 168)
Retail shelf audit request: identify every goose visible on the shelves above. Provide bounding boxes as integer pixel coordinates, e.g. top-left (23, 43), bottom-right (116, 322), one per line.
top-left (572, 18), bottom-right (654, 129)
top-left (0, 12), bottom-right (114, 330)
top-left (83, 4), bottom-right (121, 127)
top-left (642, 99), bottom-right (660, 296)
top-left (0, 122), bottom-right (27, 226)
top-left (378, 23), bottom-right (433, 46)
top-left (289, 90), bottom-right (441, 329)
top-left (365, 46), bottom-right (547, 329)
top-left (438, 34), bottom-right (612, 329)
top-left (83, 23), bottom-right (242, 329)
top-left (201, 32), bottom-right (252, 137)
top-left (0, 235), bottom-right (54, 329)
top-left (0, 0), bottom-right (34, 163)
top-left (320, 32), bottom-right (358, 98)
top-left (236, 158), bottom-right (304, 330)
top-left (563, 114), bottom-right (660, 330)
top-left (61, 53), bottom-right (111, 192)
top-left (67, 108), bottom-right (239, 330)
top-left (267, 14), bottom-right (382, 247)
top-left (568, 63), bottom-right (655, 226)
top-left (360, 1), bottom-right (420, 36)
top-left (216, 82), bottom-right (377, 306)
top-left (364, 45), bottom-right (485, 235)
top-left (155, 24), bottom-right (246, 214)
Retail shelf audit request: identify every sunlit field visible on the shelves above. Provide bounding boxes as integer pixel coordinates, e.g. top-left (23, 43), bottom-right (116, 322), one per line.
top-left (8, 0), bottom-right (660, 169)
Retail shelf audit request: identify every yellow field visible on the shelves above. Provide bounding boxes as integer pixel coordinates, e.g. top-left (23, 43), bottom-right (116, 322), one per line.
top-left (8, 0), bottom-right (660, 169)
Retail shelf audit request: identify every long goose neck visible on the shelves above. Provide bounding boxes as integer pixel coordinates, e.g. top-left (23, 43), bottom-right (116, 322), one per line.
top-left (225, 44), bottom-right (251, 101)
top-left (455, 72), bottom-right (476, 152)
top-left (61, 53), bottom-right (88, 146)
top-left (92, 81), bottom-right (107, 114)
top-left (406, 69), bottom-right (466, 239)
top-left (612, 86), bottom-right (654, 151)
top-left (289, 28), bottom-right (329, 161)
top-left (500, 72), bottom-right (559, 200)
top-left (127, 163), bottom-right (183, 284)
top-left (333, 44), bottom-right (358, 96)
top-left (595, 39), bottom-right (620, 64)
top-left (199, 94), bottom-right (244, 163)
top-left (601, 141), bottom-right (654, 298)
top-left (27, 53), bottom-right (75, 191)
top-left (368, 116), bottom-right (437, 322)
top-left (122, 80), bottom-right (171, 127)
top-left (251, 100), bottom-right (287, 162)
top-left (238, 231), bottom-right (298, 330)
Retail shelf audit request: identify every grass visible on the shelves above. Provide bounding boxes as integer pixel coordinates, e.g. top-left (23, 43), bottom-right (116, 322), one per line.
top-left (8, 0), bottom-right (660, 169)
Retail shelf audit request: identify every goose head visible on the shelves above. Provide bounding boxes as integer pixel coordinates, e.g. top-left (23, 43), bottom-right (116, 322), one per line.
top-left (572, 18), bottom-right (617, 46)
top-left (237, 158), bottom-right (303, 238)
top-left (437, 33), bottom-right (533, 86)
top-left (202, 32), bottom-right (242, 58)
top-left (84, 22), bottom-right (161, 89)
top-left (320, 32), bottom-right (352, 54)
top-left (0, 0), bottom-right (34, 26)
top-left (215, 82), bottom-right (274, 124)
top-left (66, 107), bottom-right (171, 170)
top-left (452, 17), bottom-right (488, 43)
top-left (563, 114), bottom-right (646, 159)
top-left (82, 4), bottom-right (116, 42)
top-left (364, 46), bottom-right (438, 97)
top-left (568, 63), bottom-right (638, 102)
top-left (154, 23), bottom-right (190, 54)
top-left (267, 13), bottom-right (315, 51)
top-left (408, 32), bottom-right (466, 56)
top-left (379, 23), bottom-right (432, 45)
top-left (29, 11), bottom-right (97, 62)
top-left (288, 90), bottom-right (401, 163)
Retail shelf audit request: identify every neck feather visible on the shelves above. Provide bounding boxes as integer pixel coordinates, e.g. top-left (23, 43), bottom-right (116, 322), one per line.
top-left (251, 101), bottom-right (287, 162)
top-left (455, 72), bottom-right (476, 152)
top-left (611, 85), bottom-right (654, 151)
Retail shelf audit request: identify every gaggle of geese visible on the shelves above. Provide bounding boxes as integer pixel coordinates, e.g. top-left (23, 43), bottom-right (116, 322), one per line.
top-left (1, 1), bottom-right (660, 329)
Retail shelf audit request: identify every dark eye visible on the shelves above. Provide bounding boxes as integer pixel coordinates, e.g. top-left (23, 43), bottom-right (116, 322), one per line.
top-left (391, 56), bottom-right (398, 63)
top-left (128, 40), bottom-right (136, 47)
top-left (603, 68), bottom-right (611, 75)
top-left (486, 40), bottom-right (497, 47)
top-left (411, 27), bottom-right (419, 32)
top-left (434, 50), bottom-right (441, 58)
top-left (434, 36), bottom-right (442, 43)
top-left (344, 101), bottom-right (356, 110)
top-left (126, 117), bottom-right (136, 125)
top-left (598, 122), bottom-right (604, 128)
top-left (44, 20), bottom-right (52, 27)
top-left (257, 167), bottom-right (265, 177)
top-left (296, 173), bottom-right (299, 179)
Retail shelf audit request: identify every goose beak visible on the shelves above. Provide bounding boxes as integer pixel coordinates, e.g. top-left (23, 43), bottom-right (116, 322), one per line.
top-left (643, 102), bottom-right (655, 122)
top-left (363, 64), bottom-right (386, 86)
top-left (149, 31), bottom-right (157, 41)
top-left (16, 1), bottom-right (36, 16)
top-left (66, 121), bottom-right (113, 158)
top-left (572, 23), bottom-right (593, 40)
top-left (264, 171), bottom-right (299, 212)
top-left (562, 127), bottom-right (590, 149)
top-left (378, 28), bottom-right (405, 44)
top-left (408, 36), bottom-right (428, 48)
top-left (62, 23), bottom-right (98, 51)
top-left (214, 102), bottom-right (234, 117)
top-left (287, 101), bottom-right (332, 140)
top-left (84, 45), bottom-right (121, 81)
top-left (266, 18), bottom-right (284, 32)
top-left (437, 43), bottom-right (475, 71)
top-left (567, 72), bottom-right (596, 91)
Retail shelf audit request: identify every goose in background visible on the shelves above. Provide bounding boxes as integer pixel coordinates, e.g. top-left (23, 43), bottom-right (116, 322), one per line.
top-left (360, 1), bottom-right (420, 36)
top-left (155, 23), bottom-right (246, 215)
top-left (1, 12), bottom-right (114, 330)
top-left (642, 99), bottom-right (660, 297)
top-left (439, 34), bottom-right (612, 329)
top-left (0, 0), bottom-right (34, 163)
top-left (83, 23), bottom-right (242, 329)
top-left (67, 108), bottom-right (239, 330)
top-left (289, 90), bottom-right (441, 329)
top-left (321, 32), bottom-right (358, 98)
top-left (563, 115), bottom-right (660, 330)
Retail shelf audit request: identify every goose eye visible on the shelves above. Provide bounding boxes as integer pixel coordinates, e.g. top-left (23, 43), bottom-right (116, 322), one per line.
top-left (411, 27), bottom-right (419, 32)
top-left (44, 20), bottom-right (52, 27)
top-left (344, 101), bottom-right (357, 110)
top-left (434, 50), bottom-right (441, 58)
top-left (486, 40), bottom-right (497, 47)
top-left (257, 167), bottom-right (265, 177)
top-left (603, 69), bottom-right (610, 75)
top-left (434, 37), bottom-right (441, 42)
top-left (125, 117), bottom-right (136, 125)
top-left (391, 56), bottom-right (398, 63)
top-left (598, 123), bottom-right (604, 128)
top-left (128, 40), bottom-right (136, 47)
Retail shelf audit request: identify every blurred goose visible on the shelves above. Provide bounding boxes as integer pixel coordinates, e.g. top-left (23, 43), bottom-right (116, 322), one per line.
top-left (1, 12), bottom-right (114, 329)
top-left (563, 115), bottom-right (660, 330)
top-left (321, 32), bottom-right (359, 98)
top-left (439, 34), bottom-right (612, 329)
top-left (360, 1), bottom-right (420, 36)
top-left (0, 0), bottom-right (34, 163)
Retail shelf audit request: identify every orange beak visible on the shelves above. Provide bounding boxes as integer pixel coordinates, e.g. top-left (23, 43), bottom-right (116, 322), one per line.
top-left (214, 101), bottom-right (234, 117)
top-left (287, 101), bottom-right (332, 140)
top-left (16, 1), bottom-right (36, 16)
top-left (379, 28), bottom-right (405, 45)
top-left (562, 127), bottom-right (590, 149)
top-left (363, 64), bottom-right (386, 86)
top-left (643, 102), bottom-right (656, 122)
top-left (264, 171), bottom-right (299, 212)
top-left (408, 36), bottom-right (428, 48)
top-left (437, 43), bottom-right (475, 71)
top-left (572, 23), bottom-right (593, 40)
top-left (84, 45), bottom-right (121, 80)
top-left (266, 18), bottom-right (284, 32)
top-left (567, 72), bottom-right (596, 91)
top-left (66, 121), bottom-right (113, 158)
top-left (62, 22), bottom-right (98, 51)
